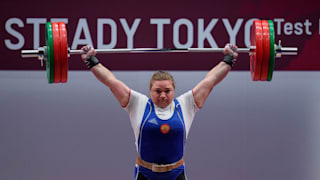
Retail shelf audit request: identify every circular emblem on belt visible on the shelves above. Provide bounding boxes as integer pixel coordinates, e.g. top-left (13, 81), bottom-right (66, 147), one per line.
top-left (160, 123), bottom-right (170, 134)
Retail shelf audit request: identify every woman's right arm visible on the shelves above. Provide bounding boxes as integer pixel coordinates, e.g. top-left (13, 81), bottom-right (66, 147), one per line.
top-left (81, 45), bottom-right (130, 107)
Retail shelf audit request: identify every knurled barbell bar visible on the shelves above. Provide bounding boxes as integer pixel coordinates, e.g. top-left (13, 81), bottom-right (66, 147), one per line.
top-left (21, 20), bottom-right (298, 83)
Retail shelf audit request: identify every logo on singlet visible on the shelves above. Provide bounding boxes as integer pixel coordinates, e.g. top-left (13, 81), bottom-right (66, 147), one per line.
top-left (148, 118), bottom-right (159, 125)
top-left (160, 123), bottom-right (170, 134)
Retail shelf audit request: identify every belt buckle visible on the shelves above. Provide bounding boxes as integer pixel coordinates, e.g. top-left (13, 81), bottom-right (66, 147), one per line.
top-left (152, 164), bottom-right (169, 172)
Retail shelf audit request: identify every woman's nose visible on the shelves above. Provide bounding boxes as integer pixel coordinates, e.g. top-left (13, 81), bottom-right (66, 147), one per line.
top-left (160, 92), bottom-right (166, 98)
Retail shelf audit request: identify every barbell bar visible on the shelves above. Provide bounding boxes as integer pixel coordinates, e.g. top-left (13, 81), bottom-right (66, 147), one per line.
top-left (21, 46), bottom-right (297, 57)
top-left (20, 20), bottom-right (298, 83)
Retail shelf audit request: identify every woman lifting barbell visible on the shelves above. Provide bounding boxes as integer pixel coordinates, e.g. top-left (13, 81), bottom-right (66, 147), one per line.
top-left (80, 43), bottom-right (238, 180)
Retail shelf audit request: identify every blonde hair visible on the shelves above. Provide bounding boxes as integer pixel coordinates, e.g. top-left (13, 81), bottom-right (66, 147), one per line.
top-left (150, 71), bottom-right (175, 89)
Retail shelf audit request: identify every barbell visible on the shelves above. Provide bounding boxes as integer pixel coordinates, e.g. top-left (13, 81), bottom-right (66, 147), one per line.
top-left (21, 20), bottom-right (298, 83)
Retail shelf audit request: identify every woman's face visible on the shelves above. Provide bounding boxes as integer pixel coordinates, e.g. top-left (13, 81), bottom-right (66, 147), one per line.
top-left (150, 80), bottom-right (175, 108)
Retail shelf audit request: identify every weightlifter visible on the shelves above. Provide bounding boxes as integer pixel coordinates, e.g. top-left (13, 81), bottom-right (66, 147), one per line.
top-left (80, 43), bottom-right (238, 180)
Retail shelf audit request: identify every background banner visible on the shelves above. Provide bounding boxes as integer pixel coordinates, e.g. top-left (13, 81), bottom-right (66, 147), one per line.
top-left (1, 0), bottom-right (319, 70)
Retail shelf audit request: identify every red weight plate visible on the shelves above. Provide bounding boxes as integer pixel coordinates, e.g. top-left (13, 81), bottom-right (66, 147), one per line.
top-left (260, 20), bottom-right (270, 81)
top-left (249, 23), bottom-right (255, 80)
top-left (59, 22), bottom-right (68, 83)
top-left (250, 20), bottom-right (263, 81)
top-left (52, 22), bottom-right (61, 83)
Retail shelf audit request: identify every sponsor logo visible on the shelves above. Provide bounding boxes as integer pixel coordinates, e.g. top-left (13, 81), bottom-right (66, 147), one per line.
top-left (148, 118), bottom-right (159, 125)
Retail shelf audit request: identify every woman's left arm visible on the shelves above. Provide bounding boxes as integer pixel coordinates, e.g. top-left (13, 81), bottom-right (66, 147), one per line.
top-left (192, 44), bottom-right (238, 108)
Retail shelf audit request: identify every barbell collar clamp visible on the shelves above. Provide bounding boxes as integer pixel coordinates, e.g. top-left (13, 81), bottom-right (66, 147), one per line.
top-left (274, 40), bottom-right (298, 58)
